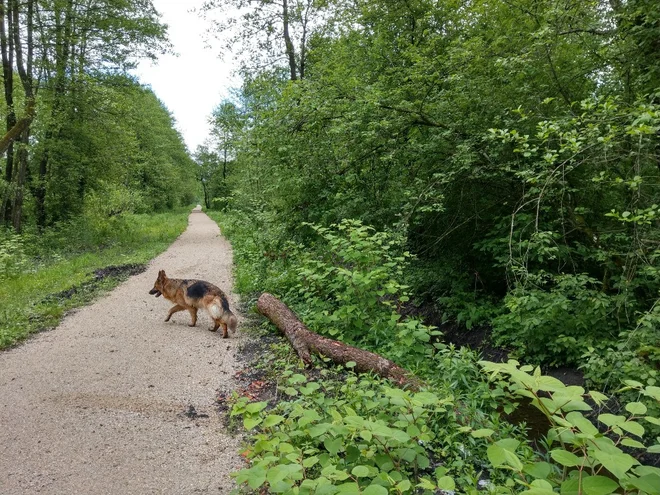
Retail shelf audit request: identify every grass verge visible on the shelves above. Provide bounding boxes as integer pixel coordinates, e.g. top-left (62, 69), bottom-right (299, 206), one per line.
top-left (0, 210), bottom-right (190, 349)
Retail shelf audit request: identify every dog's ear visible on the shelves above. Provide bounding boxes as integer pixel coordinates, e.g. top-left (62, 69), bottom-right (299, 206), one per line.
top-left (158, 269), bottom-right (165, 278)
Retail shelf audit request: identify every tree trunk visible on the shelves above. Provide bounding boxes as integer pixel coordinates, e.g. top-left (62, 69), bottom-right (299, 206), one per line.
top-left (282, 0), bottom-right (298, 81)
top-left (11, 126), bottom-right (28, 232)
top-left (256, 293), bottom-right (419, 389)
top-left (0, 0), bottom-right (15, 225)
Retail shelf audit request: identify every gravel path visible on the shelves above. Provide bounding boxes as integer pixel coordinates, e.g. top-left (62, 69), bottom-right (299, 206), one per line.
top-left (0, 209), bottom-right (244, 494)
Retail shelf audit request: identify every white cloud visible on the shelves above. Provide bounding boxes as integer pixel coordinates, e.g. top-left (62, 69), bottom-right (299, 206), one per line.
top-left (134, 0), bottom-right (239, 152)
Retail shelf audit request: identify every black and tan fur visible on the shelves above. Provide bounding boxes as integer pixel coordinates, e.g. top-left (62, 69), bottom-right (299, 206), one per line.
top-left (149, 270), bottom-right (238, 338)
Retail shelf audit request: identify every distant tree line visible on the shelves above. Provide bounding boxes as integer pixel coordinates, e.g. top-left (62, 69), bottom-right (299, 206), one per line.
top-left (0, 0), bottom-right (196, 233)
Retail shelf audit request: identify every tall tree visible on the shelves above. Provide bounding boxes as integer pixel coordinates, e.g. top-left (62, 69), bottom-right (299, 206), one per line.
top-left (202, 0), bottom-right (326, 80)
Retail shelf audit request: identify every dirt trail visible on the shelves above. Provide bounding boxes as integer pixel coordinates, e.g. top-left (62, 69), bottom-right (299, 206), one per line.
top-left (0, 209), bottom-right (244, 494)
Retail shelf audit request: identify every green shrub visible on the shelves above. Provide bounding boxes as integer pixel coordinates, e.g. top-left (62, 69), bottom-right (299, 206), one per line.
top-left (492, 273), bottom-right (619, 366)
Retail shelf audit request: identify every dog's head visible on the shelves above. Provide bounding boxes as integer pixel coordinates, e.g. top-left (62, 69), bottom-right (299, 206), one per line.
top-left (149, 269), bottom-right (167, 297)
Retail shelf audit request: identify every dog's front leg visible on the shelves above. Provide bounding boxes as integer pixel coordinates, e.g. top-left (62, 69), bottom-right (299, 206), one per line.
top-left (165, 304), bottom-right (185, 322)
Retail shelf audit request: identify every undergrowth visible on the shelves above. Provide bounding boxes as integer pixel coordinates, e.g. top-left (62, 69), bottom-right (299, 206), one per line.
top-left (212, 209), bottom-right (660, 494)
top-left (0, 208), bottom-right (190, 348)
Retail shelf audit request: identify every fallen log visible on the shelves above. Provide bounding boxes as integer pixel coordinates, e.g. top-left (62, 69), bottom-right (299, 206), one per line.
top-left (256, 292), bottom-right (419, 389)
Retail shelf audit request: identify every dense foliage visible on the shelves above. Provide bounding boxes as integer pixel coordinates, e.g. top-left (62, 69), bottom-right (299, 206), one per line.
top-left (200, 0), bottom-right (660, 492)
top-left (212, 210), bottom-right (660, 494)
top-left (202, 0), bottom-right (660, 389)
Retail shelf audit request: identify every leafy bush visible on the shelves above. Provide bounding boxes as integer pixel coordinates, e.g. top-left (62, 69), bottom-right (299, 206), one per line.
top-left (0, 230), bottom-right (30, 280)
top-left (481, 360), bottom-right (660, 495)
top-left (492, 273), bottom-right (619, 366)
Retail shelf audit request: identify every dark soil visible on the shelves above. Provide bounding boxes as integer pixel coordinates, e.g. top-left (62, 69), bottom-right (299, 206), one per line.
top-left (403, 301), bottom-right (585, 386)
top-left (41, 263), bottom-right (147, 304)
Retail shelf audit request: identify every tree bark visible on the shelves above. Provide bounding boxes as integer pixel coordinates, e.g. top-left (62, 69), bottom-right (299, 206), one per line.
top-left (256, 293), bottom-right (419, 389)
top-left (282, 0), bottom-right (298, 81)
top-left (0, 0), bottom-right (15, 225)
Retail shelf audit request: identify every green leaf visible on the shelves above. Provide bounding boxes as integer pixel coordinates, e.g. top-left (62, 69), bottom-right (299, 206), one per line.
top-left (523, 462), bottom-right (553, 479)
top-left (561, 478), bottom-right (580, 495)
top-left (551, 449), bottom-right (582, 467)
top-left (351, 466), bottom-right (370, 478)
top-left (625, 402), bottom-right (647, 415)
top-left (598, 413), bottom-right (625, 427)
top-left (244, 416), bottom-right (263, 430)
top-left (621, 438), bottom-right (646, 449)
top-left (566, 411), bottom-right (599, 435)
top-left (337, 481), bottom-right (360, 494)
top-left (487, 443), bottom-right (523, 470)
top-left (521, 479), bottom-right (556, 495)
top-left (324, 437), bottom-right (343, 455)
top-left (360, 430), bottom-right (373, 442)
top-left (589, 391), bottom-right (608, 406)
top-left (396, 480), bottom-right (412, 492)
top-left (592, 450), bottom-right (638, 479)
top-left (471, 428), bottom-right (494, 438)
top-left (303, 456), bottom-right (319, 468)
top-left (581, 475), bottom-right (619, 495)
top-left (263, 415), bottom-right (285, 428)
top-left (362, 486), bottom-right (388, 495)
top-left (245, 401), bottom-right (268, 414)
top-left (437, 476), bottom-right (455, 491)
top-left (627, 474), bottom-right (660, 495)
top-left (644, 416), bottom-right (660, 426)
top-left (619, 420), bottom-right (645, 438)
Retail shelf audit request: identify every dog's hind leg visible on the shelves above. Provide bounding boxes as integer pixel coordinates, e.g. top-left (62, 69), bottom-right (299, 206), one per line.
top-left (165, 304), bottom-right (186, 322)
top-left (209, 321), bottom-right (220, 332)
top-left (187, 308), bottom-right (198, 327)
top-left (221, 323), bottom-right (229, 339)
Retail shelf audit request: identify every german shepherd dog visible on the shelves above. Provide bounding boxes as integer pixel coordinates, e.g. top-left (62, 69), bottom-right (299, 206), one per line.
top-left (149, 270), bottom-right (238, 338)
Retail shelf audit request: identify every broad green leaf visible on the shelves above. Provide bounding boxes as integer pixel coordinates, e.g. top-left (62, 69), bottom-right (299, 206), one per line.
top-left (487, 443), bottom-right (523, 470)
top-left (619, 420), bottom-right (645, 438)
top-left (351, 465), bottom-right (370, 478)
top-left (471, 428), bottom-right (494, 438)
top-left (589, 391), bottom-right (608, 406)
top-left (337, 481), bottom-right (359, 494)
top-left (263, 415), bottom-right (285, 428)
top-left (621, 438), bottom-right (646, 449)
top-left (524, 461), bottom-right (553, 479)
top-left (521, 479), bottom-right (555, 495)
top-left (417, 478), bottom-right (437, 490)
top-left (324, 437), bottom-right (343, 455)
top-left (566, 411), bottom-right (599, 435)
top-left (362, 485), bottom-right (388, 495)
top-left (561, 478), bottom-right (580, 495)
top-left (625, 402), bottom-right (647, 415)
top-left (627, 474), bottom-right (660, 495)
top-left (245, 401), bottom-right (268, 414)
top-left (582, 475), bottom-right (619, 495)
top-left (437, 476), bottom-right (455, 491)
top-left (597, 413), bottom-right (625, 427)
top-left (592, 450), bottom-right (638, 479)
top-left (303, 456), bottom-right (319, 468)
top-left (244, 416), bottom-right (263, 430)
top-left (551, 449), bottom-right (582, 467)
top-left (644, 416), bottom-right (660, 426)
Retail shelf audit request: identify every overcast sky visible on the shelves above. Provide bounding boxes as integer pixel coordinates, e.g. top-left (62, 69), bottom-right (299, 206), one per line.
top-left (134, 0), bottom-right (238, 153)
